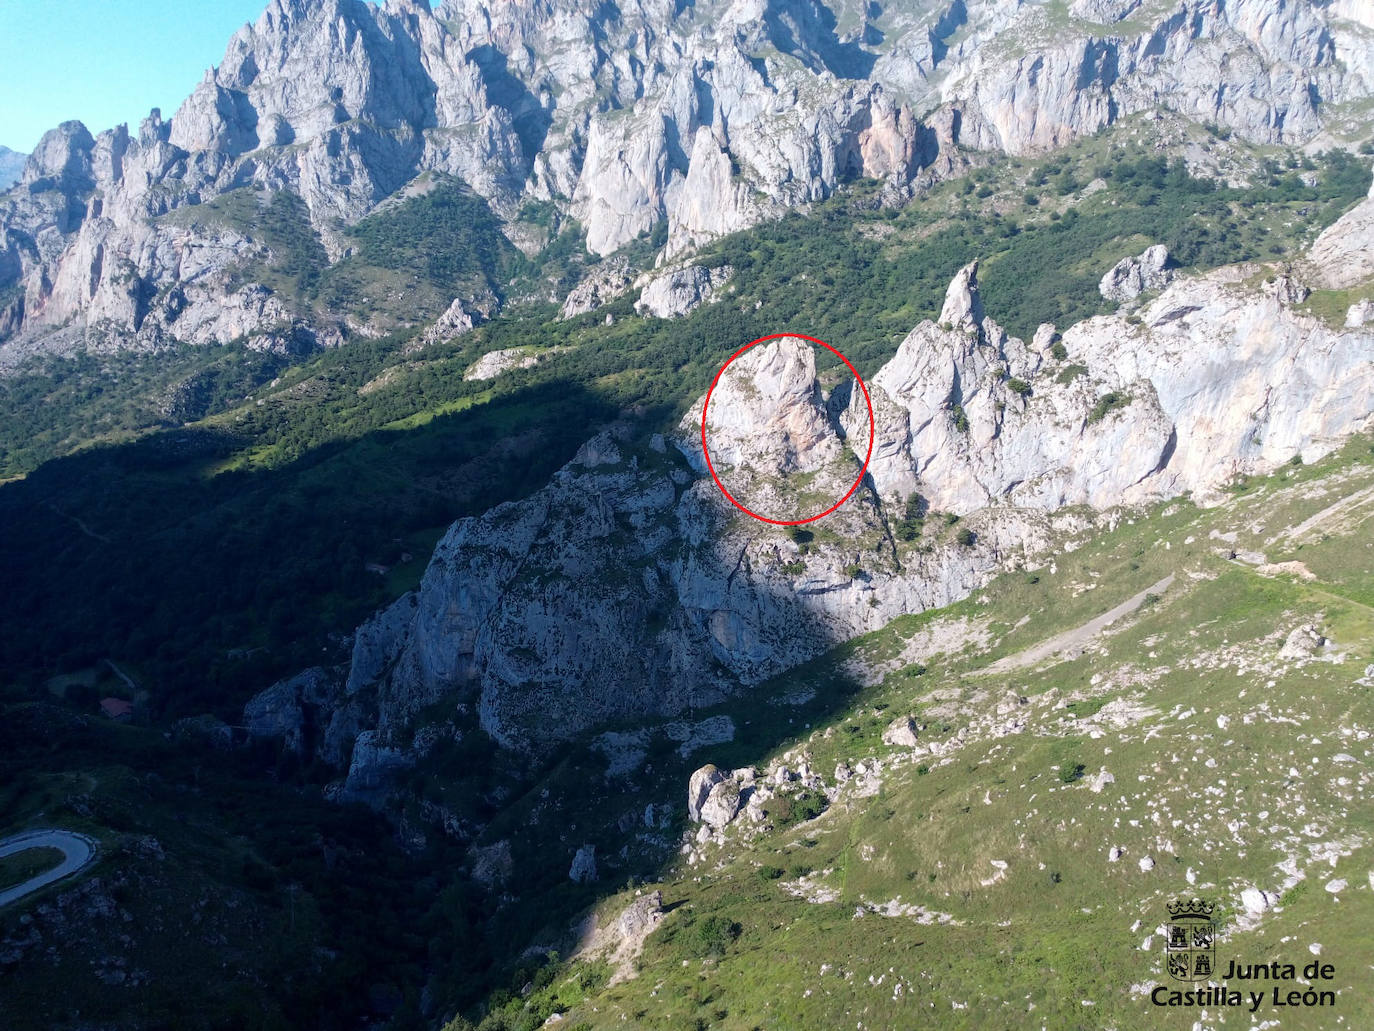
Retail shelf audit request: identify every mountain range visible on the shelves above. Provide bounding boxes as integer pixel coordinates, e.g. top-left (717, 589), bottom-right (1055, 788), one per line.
top-left (2, 0), bottom-right (1372, 365)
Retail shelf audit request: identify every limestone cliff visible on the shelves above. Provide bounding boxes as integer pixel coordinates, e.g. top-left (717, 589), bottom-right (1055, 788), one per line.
top-left (4, 0), bottom-right (1370, 365)
top-left (255, 227), bottom-right (1373, 781)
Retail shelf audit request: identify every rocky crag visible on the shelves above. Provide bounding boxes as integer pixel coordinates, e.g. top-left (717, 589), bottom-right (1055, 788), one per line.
top-left (0, 146), bottom-right (25, 191)
top-left (3, 0), bottom-right (1371, 366)
top-left (249, 210), bottom-right (1374, 790)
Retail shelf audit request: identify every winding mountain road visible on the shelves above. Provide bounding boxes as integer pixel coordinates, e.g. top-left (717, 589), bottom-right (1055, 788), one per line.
top-left (0, 829), bottom-right (97, 908)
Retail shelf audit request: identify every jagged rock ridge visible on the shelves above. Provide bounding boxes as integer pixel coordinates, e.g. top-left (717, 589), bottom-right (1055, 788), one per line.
top-left (3, 0), bottom-right (1371, 364)
top-left (251, 210), bottom-right (1374, 784)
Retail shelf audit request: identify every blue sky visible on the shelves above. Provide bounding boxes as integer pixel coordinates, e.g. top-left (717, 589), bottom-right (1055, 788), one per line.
top-left (0, 1), bottom-right (428, 153)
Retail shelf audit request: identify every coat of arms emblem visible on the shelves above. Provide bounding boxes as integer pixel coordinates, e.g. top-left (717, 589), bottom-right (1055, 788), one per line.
top-left (1165, 898), bottom-right (1216, 981)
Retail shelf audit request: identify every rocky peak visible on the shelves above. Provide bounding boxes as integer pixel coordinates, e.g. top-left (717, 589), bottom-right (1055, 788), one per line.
top-left (20, 121), bottom-right (95, 193)
top-left (1099, 244), bottom-right (1173, 303)
top-left (0, 146), bottom-right (26, 190)
top-left (938, 259), bottom-right (985, 331)
top-left (695, 336), bottom-right (841, 479)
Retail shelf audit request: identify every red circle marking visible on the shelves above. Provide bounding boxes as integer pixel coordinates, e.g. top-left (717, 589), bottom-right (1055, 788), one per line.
top-left (700, 333), bottom-right (875, 526)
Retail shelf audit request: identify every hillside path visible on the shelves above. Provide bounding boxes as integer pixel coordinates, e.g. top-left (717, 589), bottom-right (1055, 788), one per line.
top-left (982, 574), bottom-right (1175, 675)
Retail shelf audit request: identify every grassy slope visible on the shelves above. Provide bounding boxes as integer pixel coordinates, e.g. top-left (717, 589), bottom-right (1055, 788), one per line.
top-left (485, 435), bottom-right (1374, 1031)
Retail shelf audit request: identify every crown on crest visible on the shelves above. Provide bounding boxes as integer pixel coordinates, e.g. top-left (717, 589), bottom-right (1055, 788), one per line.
top-left (1167, 898), bottom-right (1215, 918)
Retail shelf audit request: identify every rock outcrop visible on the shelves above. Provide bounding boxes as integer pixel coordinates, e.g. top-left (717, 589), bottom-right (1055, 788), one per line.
top-left (569, 844), bottom-right (598, 883)
top-left (0, 146), bottom-right (25, 190)
top-left (634, 264), bottom-right (734, 320)
top-left (250, 234), bottom-right (1373, 775)
top-left (243, 667), bottom-right (338, 756)
top-left (1306, 167), bottom-right (1374, 290)
top-left (1099, 245), bottom-right (1173, 303)
top-left (560, 259), bottom-right (635, 318)
top-left (847, 257), bottom-right (1373, 514)
top-left (464, 347), bottom-right (541, 381)
top-left (421, 290), bottom-right (500, 347)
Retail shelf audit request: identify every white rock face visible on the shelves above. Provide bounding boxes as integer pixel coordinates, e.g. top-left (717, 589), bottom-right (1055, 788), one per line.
top-left (634, 264), bottom-right (733, 319)
top-left (5, 0), bottom-right (1371, 362)
top-left (464, 348), bottom-right (542, 382)
top-left (1099, 245), bottom-right (1173, 303)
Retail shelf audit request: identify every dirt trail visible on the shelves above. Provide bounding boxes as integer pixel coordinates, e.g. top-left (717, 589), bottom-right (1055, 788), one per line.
top-left (1267, 482), bottom-right (1374, 550)
top-left (982, 574), bottom-right (1175, 675)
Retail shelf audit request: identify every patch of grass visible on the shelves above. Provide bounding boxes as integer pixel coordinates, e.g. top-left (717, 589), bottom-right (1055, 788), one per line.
top-left (1087, 391), bottom-right (1130, 424)
top-left (1056, 363), bottom-right (1088, 384)
top-left (1062, 698), bottom-right (1107, 719)
top-left (0, 846), bottom-right (64, 888)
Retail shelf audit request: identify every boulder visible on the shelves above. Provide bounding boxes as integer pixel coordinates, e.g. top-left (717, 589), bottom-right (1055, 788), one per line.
top-left (687, 764), bottom-right (726, 822)
top-left (569, 844), bottom-right (597, 884)
top-left (881, 716), bottom-right (921, 748)
top-left (1279, 625), bottom-right (1326, 659)
top-left (1088, 768), bottom-right (1116, 793)
top-left (699, 780), bottom-right (742, 830)
top-left (1241, 887), bottom-right (1276, 914)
